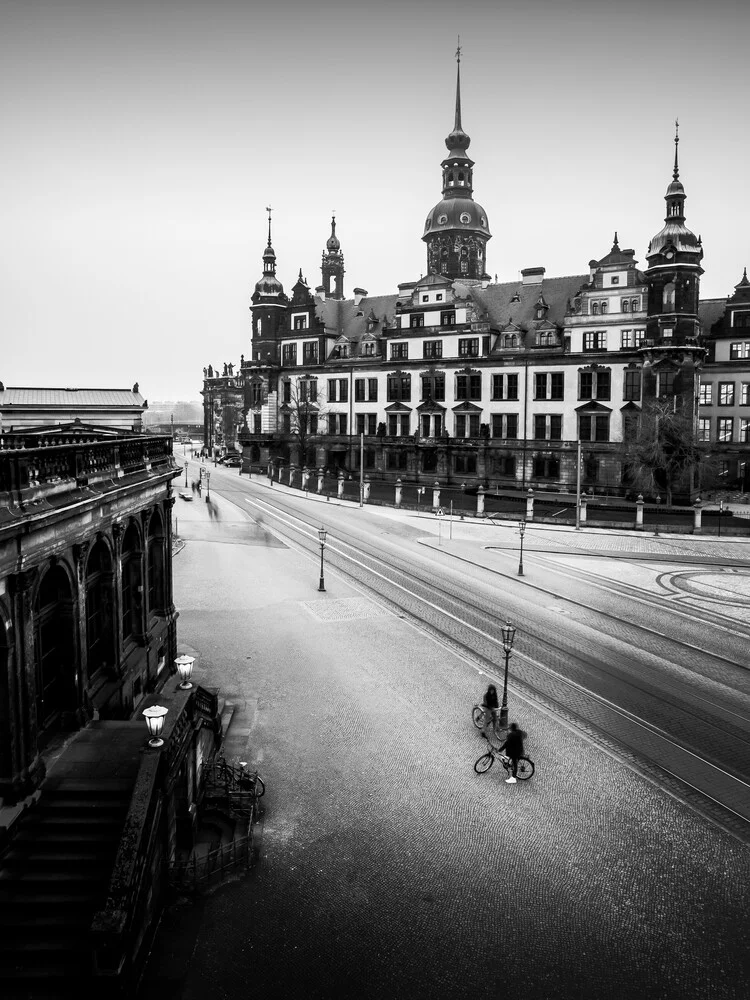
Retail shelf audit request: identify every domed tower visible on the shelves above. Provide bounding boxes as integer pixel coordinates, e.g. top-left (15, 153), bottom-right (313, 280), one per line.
top-left (643, 123), bottom-right (704, 348)
top-left (321, 215), bottom-right (345, 299)
top-left (250, 207), bottom-right (288, 364)
top-left (422, 46), bottom-right (491, 281)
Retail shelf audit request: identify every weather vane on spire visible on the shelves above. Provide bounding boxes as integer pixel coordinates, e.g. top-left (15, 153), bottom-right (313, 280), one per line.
top-left (673, 119), bottom-right (680, 180)
top-left (456, 36), bottom-right (461, 63)
top-left (266, 205), bottom-right (273, 245)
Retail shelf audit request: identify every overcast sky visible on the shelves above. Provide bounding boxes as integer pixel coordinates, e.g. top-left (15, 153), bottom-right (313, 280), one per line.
top-left (3, 0), bottom-right (748, 403)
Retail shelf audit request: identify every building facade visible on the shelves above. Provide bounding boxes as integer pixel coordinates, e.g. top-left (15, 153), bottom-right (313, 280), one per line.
top-left (202, 62), bottom-right (749, 500)
top-left (0, 423), bottom-right (180, 801)
top-left (0, 385), bottom-right (147, 433)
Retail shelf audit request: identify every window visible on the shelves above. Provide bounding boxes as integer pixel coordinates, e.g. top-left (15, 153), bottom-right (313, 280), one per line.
top-left (455, 414), bottom-right (480, 438)
top-left (250, 382), bottom-right (263, 407)
top-left (657, 371), bottom-right (676, 397)
top-left (583, 331), bottom-right (607, 351)
top-left (309, 414), bottom-right (318, 435)
top-left (494, 455), bottom-right (516, 477)
top-left (458, 338), bottom-right (480, 357)
top-left (730, 342), bottom-right (750, 360)
top-left (491, 414), bottom-right (518, 439)
top-left (387, 414), bottom-right (410, 436)
top-left (423, 340), bottom-right (443, 359)
top-left (387, 450), bottom-right (408, 470)
top-left (533, 415), bottom-right (562, 440)
top-left (662, 327), bottom-right (673, 340)
top-left (283, 381), bottom-right (291, 404)
top-left (733, 313), bottom-right (750, 329)
top-left (422, 413), bottom-right (443, 437)
top-left (698, 418), bottom-right (711, 442)
top-left (303, 342), bottom-right (318, 365)
top-left (356, 413), bottom-right (377, 436)
top-left (623, 370), bottom-right (641, 401)
top-left (362, 341), bottom-right (375, 356)
top-left (299, 379), bottom-right (317, 403)
top-left (354, 378), bottom-right (378, 402)
top-left (663, 282), bottom-right (676, 310)
top-left (578, 369), bottom-right (610, 400)
top-left (454, 453), bottom-right (477, 474)
top-left (327, 378), bottom-right (348, 402)
top-left (501, 334), bottom-right (519, 349)
top-left (421, 373), bottom-right (445, 401)
top-left (422, 295), bottom-right (429, 303)
top-left (534, 373), bottom-right (547, 399)
top-left (410, 314), bottom-right (425, 329)
top-left (699, 383), bottom-right (713, 406)
top-left (622, 299), bottom-right (630, 313)
top-left (718, 418), bottom-right (733, 442)
top-left (534, 372), bottom-right (564, 400)
top-left (719, 382), bottom-right (735, 406)
top-left (293, 315), bottom-right (308, 330)
top-left (578, 414), bottom-right (610, 442)
top-left (282, 343), bottom-right (297, 366)
top-left (611, 276), bottom-right (620, 285)
top-left (742, 383), bottom-right (750, 406)
top-left (456, 374), bottom-right (482, 401)
top-left (630, 298), bottom-right (640, 312)
top-left (391, 342), bottom-right (409, 360)
top-left (621, 329), bottom-right (645, 349)
top-left (532, 454), bottom-right (560, 478)
top-left (492, 373), bottom-right (518, 400)
top-left (328, 413), bottom-right (347, 435)
top-left (536, 331), bottom-right (555, 347)
top-left (282, 413), bottom-right (291, 433)
top-left (440, 311), bottom-right (456, 327)
top-left (740, 417), bottom-right (750, 443)
top-left (253, 413), bottom-right (262, 433)
top-left (387, 375), bottom-right (411, 401)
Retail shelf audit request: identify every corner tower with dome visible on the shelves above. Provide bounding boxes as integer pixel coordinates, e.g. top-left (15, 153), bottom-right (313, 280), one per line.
top-left (422, 46), bottom-right (491, 282)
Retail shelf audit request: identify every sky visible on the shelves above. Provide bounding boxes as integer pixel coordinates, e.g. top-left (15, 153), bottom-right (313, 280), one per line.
top-left (2, 0), bottom-right (749, 404)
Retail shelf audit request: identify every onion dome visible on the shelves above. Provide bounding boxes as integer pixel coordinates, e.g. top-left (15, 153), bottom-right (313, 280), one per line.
top-left (423, 197), bottom-right (491, 239)
top-left (254, 207), bottom-right (284, 297)
top-left (647, 122), bottom-right (702, 262)
top-left (326, 216), bottom-right (341, 253)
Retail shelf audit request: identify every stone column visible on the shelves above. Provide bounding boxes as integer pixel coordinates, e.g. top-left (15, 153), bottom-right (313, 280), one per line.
top-left (288, 465), bottom-right (295, 487)
top-left (579, 496), bottom-right (587, 524)
top-left (395, 479), bottom-right (402, 507)
top-left (635, 494), bottom-right (645, 530)
top-left (363, 476), bottom-right (371, 502)
top-left (277, 465), bottom-right (283, 483)
top-left (337, 472), bottom-right (345, 499)
top-left (432, 481), bottom-right (440, 510)
top-left (317, 468), bottom-right (324, 494)
top-left (476, 486), bottom-right (485, 516)
top-left (301, 467), bottom-right (309, 492)
top-left (526, 488), bottom-right (535, 520)
top-left (693, 497), bottom-right (703, 534)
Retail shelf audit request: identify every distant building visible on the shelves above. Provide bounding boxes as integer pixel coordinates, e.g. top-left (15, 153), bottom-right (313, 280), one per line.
top-left (142, 399), bottom-right (204, 435)
top-left (0, 421), bottom-right (180, 801)
top-left (202, 57), bottom-right (750, 500)
top-left (0, 384), bottom-right (146, 433)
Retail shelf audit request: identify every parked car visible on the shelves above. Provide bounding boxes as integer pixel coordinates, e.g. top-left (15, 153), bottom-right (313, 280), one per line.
top-left (221, 455), bottom-right (242, 467)
top-left (178, 491), bottom-right (193, 501)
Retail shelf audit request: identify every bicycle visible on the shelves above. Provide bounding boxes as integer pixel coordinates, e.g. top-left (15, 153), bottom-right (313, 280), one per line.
top-left (474, 746), bottom-right (534, 780)
top-left (472, 704), bottom-right (504, 738)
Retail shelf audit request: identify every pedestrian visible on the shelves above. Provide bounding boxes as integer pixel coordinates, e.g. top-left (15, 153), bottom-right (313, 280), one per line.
top-left (498, 722), bottom-right (526, 784)
top-left (481, 683), bottom-right (499, 740)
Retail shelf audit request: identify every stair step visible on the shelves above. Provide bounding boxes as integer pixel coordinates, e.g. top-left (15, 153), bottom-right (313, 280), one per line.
top-left (0, 869), bottom-right (105, 883)
top-left (13, 831), bottom-right (119, 848)
top-left (37, 797), bottom-right (128, 811)
top-left (2, 853), bottom-right (113, 870)
top-left (0, 912), bottom-right (89, 930)
top-left (43, 778), bottom-right (134, 795)
top-left (0, 935), bottom-right (90, 955)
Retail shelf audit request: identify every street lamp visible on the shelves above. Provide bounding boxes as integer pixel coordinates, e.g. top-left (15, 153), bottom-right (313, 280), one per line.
top-left (174, 654), bottom-right (195, 690)
top-left (205, 471), bottom-right (211, 500)
top-left (184, 461), bottom-right (188, 487)
top-left (318, 525), bottom-right (327, 592)
top-left (718, 498), bottom-right (724, 537)
top-left (517, 519), bottom-right (526, 576)
top-left (142, 705), bottom-right (168, 748)
top-left (499, 619), bottom-right (516, 729)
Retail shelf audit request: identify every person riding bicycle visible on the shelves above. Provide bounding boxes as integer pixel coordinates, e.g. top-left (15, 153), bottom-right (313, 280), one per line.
top-left (498, 722), bottom-right (526, 783)
top-left (481, 684), bottom-right (499, 739)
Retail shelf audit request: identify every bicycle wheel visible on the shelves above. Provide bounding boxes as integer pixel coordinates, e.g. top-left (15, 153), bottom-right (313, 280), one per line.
top-left (516, 757), bottom-right (535, 780)
top-left (474, 752), bottom-right (494, 774)
top-left (254, 773), bottom-right (266, 798)
top-left (472, 705), bottom-right (485, 729)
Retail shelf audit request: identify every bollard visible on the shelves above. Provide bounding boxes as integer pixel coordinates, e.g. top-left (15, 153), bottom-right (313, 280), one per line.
top-left (432, 480), bottom-right (440, 510)
top-left (693, 497), bottom-right (703, 534)
top-left (277, 465), bottom-right (283, 483)
top-left (364, 475), bottom-right (371, 501)
top-left (635, 494), bottom-right (644, 530)
top-left (301, 467), bottom-right (309, 492)
top-left (526, 488), bottom-right (534, 520)
top-left (288, 465), bottom-right (295, 487)
top-left (476, 486), bottom-right (485, 516)
top-left (395, 478), bottom-right (402, 508)
top-left (579, 496), bottom-right (587, 524)
top-left (317, 468), bottom-right (324, 494)
top-left (337, 473), bottom-right (345, 499)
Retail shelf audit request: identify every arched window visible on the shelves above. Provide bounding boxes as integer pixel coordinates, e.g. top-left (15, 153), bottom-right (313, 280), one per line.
top-left (86, 540), bottom-right (114, 680)
top-left (448, 172), bottom-right (454, 186)
top-left (600, 301), bottom-right (608, 315)
top-left (121, 523), bottom-right (143, 642)
top-left (631, 298), bottom-right (640, 312)
top-left (458, 172), bottom-right (465, 185)
top-left (35, 566), bottom-right (75, 731)
top-left (663, 282), bottom-right (676, 310)
top-left (147, 511), bottom-right (166, 617)
top-left (622, 299), bottom-right (630, 313)
top-left (592, 302), bottom-right (599, 316)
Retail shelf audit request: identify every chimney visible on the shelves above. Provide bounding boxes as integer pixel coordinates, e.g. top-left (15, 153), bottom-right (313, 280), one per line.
top-left (353, 287), bottom-right (368, 307)
top-left (521, 267), bottom-right (545, 286)
top-left (315, 285), bottom-right (325, 301)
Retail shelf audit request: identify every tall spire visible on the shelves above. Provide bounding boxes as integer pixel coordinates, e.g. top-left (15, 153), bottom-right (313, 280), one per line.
top-left (454, 36), bottom-right (462, 133)
top-left (673, 119), bottom-right (680, 182)
top-left (262, 204), bottom-right (277, 276)
top-left (266, 204), bottom-right (273, 247)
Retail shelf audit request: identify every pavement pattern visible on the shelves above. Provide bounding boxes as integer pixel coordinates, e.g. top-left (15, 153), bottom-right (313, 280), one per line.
top-left (143, 475), bottom-right (750, 1000)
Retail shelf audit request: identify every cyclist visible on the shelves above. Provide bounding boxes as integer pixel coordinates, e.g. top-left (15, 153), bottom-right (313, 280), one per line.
top-left (498, 722), bottom-right (526, 783)
top-left (481, 684), bottom-right (499, 739)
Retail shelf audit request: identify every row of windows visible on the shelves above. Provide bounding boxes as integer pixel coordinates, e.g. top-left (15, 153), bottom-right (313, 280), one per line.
top-left (393, 337), bottom-right (481, 359)
top-left (277, 371), bottom-right (643, 405)
top-left (590, 298), bottom-right (641, 315)
top-left (698, 417), bottom-right (750, 443)
top-left (729, 341), bottom-right (750, 358)
top-left (409, 311), bottom-right (456, 328)
top-left (376, 452), bottom-right (604, 480)
top-left (700, 382), bottom-right (750, 406)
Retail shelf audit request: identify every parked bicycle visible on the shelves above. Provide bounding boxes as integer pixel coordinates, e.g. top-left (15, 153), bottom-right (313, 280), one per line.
top-left (474, 746), bottom-right (535, 780)
top-left (215, 754), bottom-right (265, 797)
top-left (472, 704), bottom-right (504, 738)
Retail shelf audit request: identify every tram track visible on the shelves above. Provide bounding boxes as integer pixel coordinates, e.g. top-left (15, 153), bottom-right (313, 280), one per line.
top-left (213, 477), bottom-right (750, 838)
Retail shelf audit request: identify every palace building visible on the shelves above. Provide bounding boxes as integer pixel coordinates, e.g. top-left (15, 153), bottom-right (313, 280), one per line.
top-left (202, 59), bottom-right (750, 499)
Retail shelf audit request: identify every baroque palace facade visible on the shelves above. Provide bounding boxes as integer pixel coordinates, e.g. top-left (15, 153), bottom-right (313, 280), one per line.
top-left (202, 61), bottom-right (750, 499)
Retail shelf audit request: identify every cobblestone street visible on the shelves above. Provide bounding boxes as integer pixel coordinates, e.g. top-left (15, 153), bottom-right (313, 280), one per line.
top-left (145, 490), bottom-right (750, 1000)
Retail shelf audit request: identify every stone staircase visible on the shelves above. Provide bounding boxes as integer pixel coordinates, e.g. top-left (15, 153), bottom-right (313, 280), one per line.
top-left (0, 775), bottom-right (133, 997)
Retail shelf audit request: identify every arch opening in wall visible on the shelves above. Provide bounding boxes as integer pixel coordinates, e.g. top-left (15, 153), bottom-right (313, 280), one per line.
top-left (86, 539), bottom-right (115, 682)
top-left (34, 565), bottom-right (76, 738)
top-left (148, 510), bottom-right (166, 617)
top-left (121, 522), bottom-right (143, 644)
top-left (0, 612), bottom-right (11, 785)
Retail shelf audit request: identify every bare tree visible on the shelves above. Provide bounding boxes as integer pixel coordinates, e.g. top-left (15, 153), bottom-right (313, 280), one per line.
top-left (620, 398), bottom-right (716, 504)
top-left (283, 378), bottom-right (327, 469)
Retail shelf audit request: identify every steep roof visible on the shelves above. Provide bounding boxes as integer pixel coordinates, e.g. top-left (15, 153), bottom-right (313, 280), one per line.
top-left (466, 275), bottom-right (588, 328)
